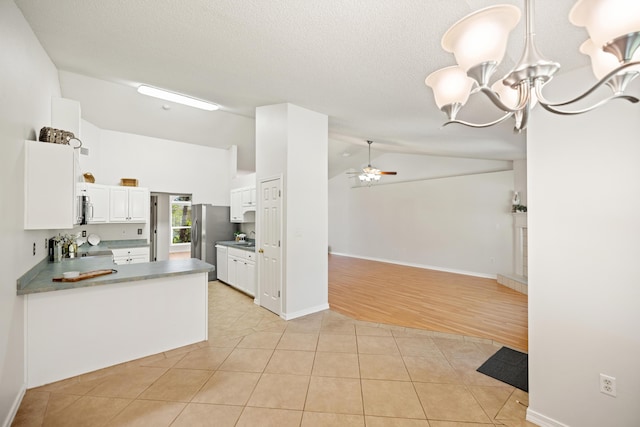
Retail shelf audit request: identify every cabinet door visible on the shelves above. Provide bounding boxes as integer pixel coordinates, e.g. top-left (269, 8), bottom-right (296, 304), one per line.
top-left (129, 255), bottom-right (149, 264)
top-left (109, 187), bottom-right (129, 222)
top-left (230, 190), bottom-right (243, 222)
top-left (113, 256), bottom-right (129, 265)
top-left (241, 187), bottom-right (256, 207)
top-left (216, 246), bottom-right (228, 283)
top-left (128, 188), bottom-right (148, 222)
top-left (227, 256), bottom-right (238, 285)
top-left (24, 140), bottom-right (76, 229)
top-left (245, 261), bottom-right (255, 296)
top-left (241, 188), bottom-right (251, 206)
top-left (236, 261), bottom-right (248, 293)
top-left (86, 184), bottom-right (109, 223)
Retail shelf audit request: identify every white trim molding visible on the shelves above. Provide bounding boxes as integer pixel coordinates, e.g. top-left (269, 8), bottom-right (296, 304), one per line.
top-left (329, 252), bottom-right (497, 280)
top-left (527, 408), bottom-right (571, 427)
top-left (3, 383), bottom-right (26, 427)
top-left (282, 303), bottom-right (330, 321)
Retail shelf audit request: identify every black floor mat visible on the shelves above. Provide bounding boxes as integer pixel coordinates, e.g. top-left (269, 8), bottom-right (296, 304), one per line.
top-left (476, 346), bottom-right (528, 392)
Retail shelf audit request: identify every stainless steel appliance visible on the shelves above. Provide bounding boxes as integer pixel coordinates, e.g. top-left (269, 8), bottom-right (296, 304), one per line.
top-left (191, 205), bottom-right (237, 281)
top-left (76, 193), bottom-right (89, 225)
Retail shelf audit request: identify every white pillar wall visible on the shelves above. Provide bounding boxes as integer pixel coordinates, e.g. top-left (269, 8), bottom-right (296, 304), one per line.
top-left (527, 71), bottom-right (640, 426)
top-left (255, 104), bottom-right (329, 319)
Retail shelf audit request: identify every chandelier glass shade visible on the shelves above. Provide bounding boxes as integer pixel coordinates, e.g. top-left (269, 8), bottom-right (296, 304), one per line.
top-left (425, 0), bottom-right (640, 132)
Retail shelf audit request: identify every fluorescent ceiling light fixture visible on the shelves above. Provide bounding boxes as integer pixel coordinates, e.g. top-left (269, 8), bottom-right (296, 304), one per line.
top-left (137, 85), bottom-right (219, 111)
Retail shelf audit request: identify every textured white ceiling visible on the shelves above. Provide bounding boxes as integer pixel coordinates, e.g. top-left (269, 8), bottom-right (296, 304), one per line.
top-left (15, 0), bottom-right (591, 173)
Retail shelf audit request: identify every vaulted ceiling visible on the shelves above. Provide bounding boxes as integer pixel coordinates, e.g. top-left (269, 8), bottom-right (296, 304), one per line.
top-left (16, 0), bottom-right (590, 174)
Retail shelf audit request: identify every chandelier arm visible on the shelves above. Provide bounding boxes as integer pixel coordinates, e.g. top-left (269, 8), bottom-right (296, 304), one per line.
top-left (443, 112), bottom-right (514, 128)
top-left (535, 61), bottom-right (640, 107)
top-left (537, 94), bottom-right (639, 116)
top-left (477, 86), bottom-right (528, 113)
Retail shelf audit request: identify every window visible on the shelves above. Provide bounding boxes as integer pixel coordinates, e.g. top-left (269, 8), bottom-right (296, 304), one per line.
top-left (171, 195), bottom-right (191, 244)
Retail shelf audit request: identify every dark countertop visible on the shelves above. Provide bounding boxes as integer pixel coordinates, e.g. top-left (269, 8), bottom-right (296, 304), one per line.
top-left (215, 240), bottom-right (256, 252)
top-left (17, 257), bottom-right (214, 296)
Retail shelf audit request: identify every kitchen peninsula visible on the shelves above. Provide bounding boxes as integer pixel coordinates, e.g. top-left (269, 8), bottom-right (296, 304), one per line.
top-left (17, 253), bottom-right (213, 388)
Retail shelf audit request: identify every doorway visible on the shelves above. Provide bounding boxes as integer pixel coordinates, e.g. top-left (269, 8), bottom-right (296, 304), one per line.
top-left (149, 192), bottom-right (192, 261)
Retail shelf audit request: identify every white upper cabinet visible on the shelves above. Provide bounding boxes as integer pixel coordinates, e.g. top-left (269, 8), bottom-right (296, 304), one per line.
top-left (109, 186), bottom-right (149, 223)
top-left (83, 183), bottom-right (109, 223)
top-left (230, 185), bottom-right (256, 223)
top-left (230, 188), bottom-right (243, 223)
top-left (241, 187), bottom-right (256, 207)
top-left (127, 187), bottom-right (148, 222)
top-left (24, 140), bottom-right (77, 230)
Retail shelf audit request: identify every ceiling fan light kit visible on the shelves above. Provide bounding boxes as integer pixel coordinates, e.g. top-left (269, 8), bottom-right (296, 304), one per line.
top-left (348, 140), bottom-right (397, 184)
top-left (425, 0), bottom-right (640, 132)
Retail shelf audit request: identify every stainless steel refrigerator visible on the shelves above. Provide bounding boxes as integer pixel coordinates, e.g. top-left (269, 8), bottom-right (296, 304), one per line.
top-left (191, 205), bottom-right (237, 281)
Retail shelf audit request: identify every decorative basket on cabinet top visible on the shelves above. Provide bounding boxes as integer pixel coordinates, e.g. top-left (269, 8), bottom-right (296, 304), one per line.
top-left (38, 127), bottom-right (82, 148)
top-left (120, 178), bottom-right (138, 187)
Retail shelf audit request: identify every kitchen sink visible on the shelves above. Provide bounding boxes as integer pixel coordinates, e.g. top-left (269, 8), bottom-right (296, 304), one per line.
top-left (233, 241), bottom-right (255, 247)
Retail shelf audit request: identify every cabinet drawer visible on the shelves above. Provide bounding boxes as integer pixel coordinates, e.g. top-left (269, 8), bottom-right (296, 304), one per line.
top-left (228, 247), bottom-right (255, 259)
top-left (111, 247), bottom-right (149, 258)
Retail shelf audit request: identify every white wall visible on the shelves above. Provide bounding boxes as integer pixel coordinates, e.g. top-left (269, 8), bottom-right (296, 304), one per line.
top-left (231, 171), bottom-right (256, 189)
top-left (329, 167), bottom-right (515, 278)
top-left (285, 105), bottom-right (329, 316)
top-left (256, 103), bottom-right (329, 318)
top-left (513, 159), bottom-right (527, 206)
top-left (78, 118), bottom-right (102, 177)
top-left (0, 2), bottom-right (62, 424)
top-left (98, 130), bottom-right (230, 205)
top-left (527, 71), bottom-right (640, 426)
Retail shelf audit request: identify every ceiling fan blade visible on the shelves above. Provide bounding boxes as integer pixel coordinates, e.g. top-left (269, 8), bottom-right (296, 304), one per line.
top-left (379, 171), bottom-right (397, 175)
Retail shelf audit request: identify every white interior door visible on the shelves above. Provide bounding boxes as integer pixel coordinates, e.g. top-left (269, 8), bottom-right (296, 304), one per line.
top-left (259, 177), bottom-right (282, 315)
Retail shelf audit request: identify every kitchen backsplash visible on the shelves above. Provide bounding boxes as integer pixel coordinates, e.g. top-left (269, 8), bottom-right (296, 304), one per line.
top-left (69, 223), bottom-right (149, 242)
top-left (238, 222), bottom-right (255, 237)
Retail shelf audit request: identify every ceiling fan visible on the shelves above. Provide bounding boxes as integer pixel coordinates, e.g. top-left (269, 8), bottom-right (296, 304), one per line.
top-left (347, 140), bottom-right (397, 182)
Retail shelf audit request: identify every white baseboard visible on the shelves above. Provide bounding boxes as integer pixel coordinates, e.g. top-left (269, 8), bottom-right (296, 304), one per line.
top-left (3, 383), bottom-right (26, 427)
top-left (282, 303), bottom-right (330, 320)
top-left (329, 252), bottom-right (497, 280)
top-left (527, 408), bottom-right (570, 427)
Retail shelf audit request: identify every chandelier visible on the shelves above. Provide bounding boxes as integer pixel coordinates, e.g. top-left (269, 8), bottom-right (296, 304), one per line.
top-left (425, 0), bottom-right (640, 132)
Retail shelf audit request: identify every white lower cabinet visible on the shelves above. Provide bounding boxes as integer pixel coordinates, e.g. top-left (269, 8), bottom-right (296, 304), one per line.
top-left (215, 245), bottom-right (228, 283)
top-left (112, 247), bottom-right (150, 265)
top-left (225, 247), bottom-right (255, 296)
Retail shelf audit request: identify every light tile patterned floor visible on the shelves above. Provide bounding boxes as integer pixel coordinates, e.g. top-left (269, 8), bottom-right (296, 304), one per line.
top-left (12, 281), bottom-right (537, 426)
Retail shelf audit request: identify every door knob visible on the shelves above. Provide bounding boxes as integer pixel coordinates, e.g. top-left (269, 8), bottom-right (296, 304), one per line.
top-left (258, 249), bottom-right (264, 253)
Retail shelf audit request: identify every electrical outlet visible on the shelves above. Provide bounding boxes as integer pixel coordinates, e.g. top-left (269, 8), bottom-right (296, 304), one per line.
top-left (82, 230), bottom-right (87, 237)
top-left (45, 238), bottom-right (48, 249)
top-left (600, 374), bottom-right (617, 397)
top-left (33, 242), bottom-right (36, 256)
top-left (137, 228), bottom-right (142, 235)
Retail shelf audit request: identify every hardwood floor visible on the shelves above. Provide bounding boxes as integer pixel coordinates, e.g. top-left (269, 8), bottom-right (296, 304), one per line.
top-left (328, 254), bottom-right (528, 351)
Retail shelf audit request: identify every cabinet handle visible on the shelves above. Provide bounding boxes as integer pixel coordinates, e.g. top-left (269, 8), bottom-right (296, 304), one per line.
top-left (258, 249), bottom-right (264, 253)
